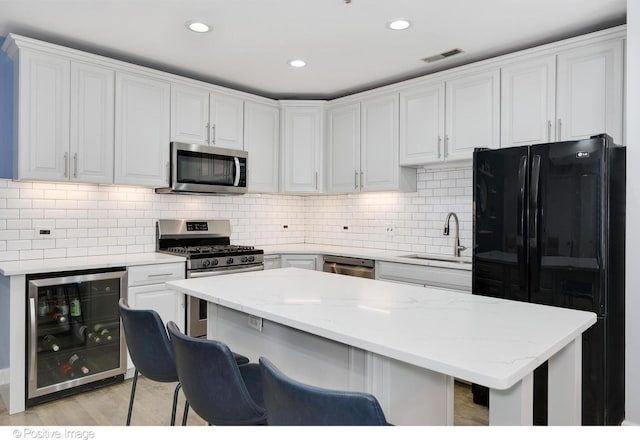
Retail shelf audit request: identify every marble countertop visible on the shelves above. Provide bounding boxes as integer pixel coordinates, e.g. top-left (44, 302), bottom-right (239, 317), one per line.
top-left (0, 252), bottom-right (186, 276)
top-left (261, 243), bottom-right (472, 270)
top-left (0, 242), bottom-right (470, 277)
top-left (166, 267), bottom-right (596, 390)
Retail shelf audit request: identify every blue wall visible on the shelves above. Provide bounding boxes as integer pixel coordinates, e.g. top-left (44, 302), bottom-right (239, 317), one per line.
top-left (0, 36), bottom-right (13, 179)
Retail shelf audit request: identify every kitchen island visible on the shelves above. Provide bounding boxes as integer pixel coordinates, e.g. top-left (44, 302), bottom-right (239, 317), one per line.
top-left (166, 267), bottom-right (596, 426)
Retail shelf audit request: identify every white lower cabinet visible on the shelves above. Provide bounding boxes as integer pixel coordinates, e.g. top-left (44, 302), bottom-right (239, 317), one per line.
top-left (263, 255), bottom-right (282, 270)
top-left (126, 262), bottom-right (186, 371)
top-left (375, 261), bottom-right (471, 292)
top-left (280, 254), bottom-right (322, 271)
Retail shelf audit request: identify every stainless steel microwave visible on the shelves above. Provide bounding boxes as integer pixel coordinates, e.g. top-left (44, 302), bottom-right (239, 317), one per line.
top-left (155, 142), bottom-right (248, 195)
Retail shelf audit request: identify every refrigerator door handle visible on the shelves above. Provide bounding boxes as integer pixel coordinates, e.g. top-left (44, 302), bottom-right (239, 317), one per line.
top-left (530, 155), bottom-right (542, 293)
top-left (517, 155), bottom-right (528, 291)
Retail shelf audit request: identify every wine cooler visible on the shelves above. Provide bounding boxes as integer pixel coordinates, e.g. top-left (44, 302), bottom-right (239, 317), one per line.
top-left (26, 267), bottom-right (128, 406)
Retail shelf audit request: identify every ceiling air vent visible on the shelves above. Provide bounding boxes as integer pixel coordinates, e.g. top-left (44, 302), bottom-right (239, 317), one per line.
top-left (422, 48), bottom-right (463, 63)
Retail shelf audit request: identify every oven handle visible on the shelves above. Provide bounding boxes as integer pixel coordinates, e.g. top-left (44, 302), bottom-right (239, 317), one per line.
top-left (188, 264), bottom-right (264, 278)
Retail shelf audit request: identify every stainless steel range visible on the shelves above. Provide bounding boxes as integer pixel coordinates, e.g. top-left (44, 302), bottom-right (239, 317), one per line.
top-left (156, 219), bottom-right (263, 337)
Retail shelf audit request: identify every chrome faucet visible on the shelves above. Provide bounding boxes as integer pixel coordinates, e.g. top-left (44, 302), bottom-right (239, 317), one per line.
top-left (443, 212), bottom-right (467, 258)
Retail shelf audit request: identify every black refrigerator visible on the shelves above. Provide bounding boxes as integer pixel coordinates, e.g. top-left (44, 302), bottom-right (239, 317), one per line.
top-left (472, 133), bottom-right (625, 425)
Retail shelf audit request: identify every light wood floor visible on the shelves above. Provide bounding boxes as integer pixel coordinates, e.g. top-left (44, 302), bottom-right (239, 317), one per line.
top-left (0, 377), bottom-right (488, 426)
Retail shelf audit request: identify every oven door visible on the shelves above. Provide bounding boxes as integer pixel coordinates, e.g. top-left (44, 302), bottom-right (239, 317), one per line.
top-left (186, 264), bottom-right (263, 337)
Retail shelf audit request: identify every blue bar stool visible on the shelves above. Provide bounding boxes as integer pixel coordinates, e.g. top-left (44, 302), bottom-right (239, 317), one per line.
top-left (118, 299), bottom-right (249, 425)
top-left (259, 356), bottom-right (389, 426)
top-left (166, 321), bottom-right (267, 426)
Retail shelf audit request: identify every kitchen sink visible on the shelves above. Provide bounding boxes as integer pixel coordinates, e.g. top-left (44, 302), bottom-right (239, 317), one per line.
top-left (398, 254), bottom-right (472, 264)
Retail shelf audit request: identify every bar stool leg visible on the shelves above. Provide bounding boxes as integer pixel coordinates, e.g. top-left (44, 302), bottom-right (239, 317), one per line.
top-left (126, 370), bottom-right (139, 426)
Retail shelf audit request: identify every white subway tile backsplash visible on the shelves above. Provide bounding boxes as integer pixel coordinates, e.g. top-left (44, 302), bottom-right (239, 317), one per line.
top-left (0, 165), bottom-right (472, 261)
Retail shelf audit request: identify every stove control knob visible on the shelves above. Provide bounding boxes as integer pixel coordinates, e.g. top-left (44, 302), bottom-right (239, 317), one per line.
top-left (248, 256), bottom-right (255, 262)
top-left (202, 260), bottom-right (211, 268)
top-left (227, 258), bottom-right (234, 265)
top-left (241, 257), bottom-right (248, 263)
top-left (211, 259), bottom-right (219, 266)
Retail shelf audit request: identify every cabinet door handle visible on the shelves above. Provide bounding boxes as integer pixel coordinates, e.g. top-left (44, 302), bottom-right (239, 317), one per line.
top-left (211, 123), bottom-right (216, 145)
top-left (547, 120), bottom-right (552, 142)
top-left (354, 170), bottom-right (358, 189)
top-left (444, 135), bottom-right (449, 159)
top-left (147, 273), bottom-right (174, 278)
top-left (437, 136), bottom-right (442, 158)
top-left (206, 122), bottom-right (210, 144)
top-left (360, 171), bottom-right (364, 189)
top-left (73, 153), bottom-right (78, 178)
top-left (557, 118), bottom-right (562, 140)
top-left (315, 172), bottom-right (318, 190)
top-left (64, 152), bottom-right (69, 178)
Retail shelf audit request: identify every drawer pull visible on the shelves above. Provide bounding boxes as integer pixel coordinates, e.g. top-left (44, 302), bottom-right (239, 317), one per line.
top-left (147, 273), bottom-right (174, 278)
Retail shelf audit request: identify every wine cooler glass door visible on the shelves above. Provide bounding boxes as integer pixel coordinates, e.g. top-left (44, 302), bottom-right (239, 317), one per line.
top-left (27, 269), bottom-right (128, 400)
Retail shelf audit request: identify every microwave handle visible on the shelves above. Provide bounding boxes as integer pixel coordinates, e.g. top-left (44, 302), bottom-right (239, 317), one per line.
top-left (233, 157), bottom-right (241, 187)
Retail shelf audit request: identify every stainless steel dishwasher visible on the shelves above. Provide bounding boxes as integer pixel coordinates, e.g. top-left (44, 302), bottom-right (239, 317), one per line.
top-left (322, 255), bottom-right (375, 279)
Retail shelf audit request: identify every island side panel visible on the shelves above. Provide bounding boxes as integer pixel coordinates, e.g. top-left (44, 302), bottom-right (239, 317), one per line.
top-left (0, 274), bottom-right (26, 414)
top-left (208, 303), bottom-right (452, 425)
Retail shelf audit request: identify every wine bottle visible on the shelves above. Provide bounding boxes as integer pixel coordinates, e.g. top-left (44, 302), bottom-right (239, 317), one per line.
top-left (69, 289), bottom-right (81, 318)
top-left (68, 353), bottom-right (90, 376)
top-left (38, 297), bottom-right (48, 317)
top-left (42, 335), bottom-right (60, 352)
top-left (55, 287), bottom-right (69, 316)
top-left (93, 324), bottom-right (113, 342)
top-left (60, 362), bottom-right (75, 379)
top-left (86, 330), bottom-right (101, 344)
top-left (74, 324), bottom-right (88, 342)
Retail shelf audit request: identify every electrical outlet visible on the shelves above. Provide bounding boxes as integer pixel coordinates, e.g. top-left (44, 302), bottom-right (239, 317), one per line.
top-left (385, 226), bottom-right (396, 236)
top-left (248, 315), bottom-right (263, 332)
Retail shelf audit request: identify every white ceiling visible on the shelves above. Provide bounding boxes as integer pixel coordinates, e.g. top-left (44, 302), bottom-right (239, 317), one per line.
top-left (0, 0), bottom-right (627, 100)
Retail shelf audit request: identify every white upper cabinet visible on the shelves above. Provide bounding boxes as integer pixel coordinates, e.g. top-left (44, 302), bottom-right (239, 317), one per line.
top-left (11, 49), bottom-right (114, 183)
top-left (327, 95), bottom-right (416, 193)
top-left (211, 92), bottom-right (245, 149)
top-left (360, 93), bottom-right (416, 192)
top-left (326, 101), bottom-right (361, 193)
top-left (445, 68), bottom-right (501, 161)
top-left (171, 83), bottom-right (244, 150)
top-left (556, 39), bottom-right (624, 144)
top-left (399, 69), bottom-right (500, 167)
top-left (399, 81), bottom-right (445, 165)
top-left (70, 61), bottom-right (114, 183)
top-left (170, 84), bottom-right (209, 144)
top-left (14, 49), bottom-right (70, 181)
top-left (281, 102), bottom-right (324, 193)
top-left (244, 100), bottom-right (280, 193)
top-left (114, 71), bottom-right (170, 187)
top-left (501, 55), bottom-right (556, 147)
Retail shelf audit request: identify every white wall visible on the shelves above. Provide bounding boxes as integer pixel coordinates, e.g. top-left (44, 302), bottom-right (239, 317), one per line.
top-left (625, 0), bottom-right (639, 426)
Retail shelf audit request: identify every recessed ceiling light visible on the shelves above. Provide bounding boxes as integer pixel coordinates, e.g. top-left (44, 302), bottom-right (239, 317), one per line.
top-left (288, 59), bottom-right (307, 68)
top-left (387, 19), bottom-right (411, 31)
top-left (185, 21), bottom-right (211, 33)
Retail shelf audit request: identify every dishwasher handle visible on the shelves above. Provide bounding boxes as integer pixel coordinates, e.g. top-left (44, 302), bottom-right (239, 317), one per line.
top-left (323, 261), bottom-right (375, 279)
